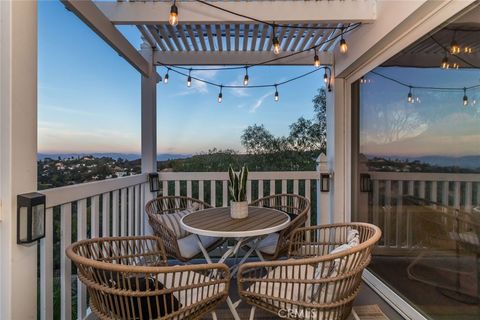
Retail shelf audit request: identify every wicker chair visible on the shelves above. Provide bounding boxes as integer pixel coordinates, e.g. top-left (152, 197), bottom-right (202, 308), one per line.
top-left (248, 194), bottom-right (310, 259)
top-left (238, 223), bottom-right (381, 320)
top-left (66, 236), bottom-right (230, 320)
top-left (146, 196), bottom-right (225, 262)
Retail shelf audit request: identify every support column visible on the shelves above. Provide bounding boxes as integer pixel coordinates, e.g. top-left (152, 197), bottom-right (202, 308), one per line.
top-left (0, 2), bottom-right (38, 320)
top-left (326, 77), bottom-right (348, 223)
top-left (140, 44), bottom-right (157, 235)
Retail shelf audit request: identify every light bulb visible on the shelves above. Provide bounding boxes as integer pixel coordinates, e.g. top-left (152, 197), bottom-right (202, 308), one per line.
top-left (441, 56), bottom-right (449, 69)
top-left (169, 2), bottom-right (178, 26)
top-left (272, 37), bottom-right (281, 55)
top-left (463, 88), bottom-right (468, 106)
top-left (274, 87), bottom-right (279, 102)
top-left (243, 68), bottom-right (249, 86)
top-left (450, 40), bottom-right (460, 54)
top-left (452, 62), bottom-right (459, 69)
top-left (314, 53), bottom-right (320, 67)
top-left (187, 76), bottom-right (191, 87)
top-left (164, 71), bottom-right (169, 84)
top-left (339, 38), bottom-right (348, 54)
top-left (464, 46), bottom-right (472, 54)
top-left (218, 86), bottom-right (223, 103)
top-left (407, 88), bottom-right (413, 103)
top-left (324, 72), bottom-right (328, 84)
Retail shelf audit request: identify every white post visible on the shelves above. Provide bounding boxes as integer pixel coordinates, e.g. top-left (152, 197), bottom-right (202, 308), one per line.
top-left (140, 43), bottom-right (157, 235)
top-left (0, 1), bottom-right (38, 319)
top-left (326, 77), bottom-right (347, 223)
top-left (316, 154), bottom-right (331, 225)
top-left (358, 154), bottom-right (369, 223)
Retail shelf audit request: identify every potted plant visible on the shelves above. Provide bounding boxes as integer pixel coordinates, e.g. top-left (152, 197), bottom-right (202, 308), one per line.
top-left (228, 165), bottom-right (249, 219)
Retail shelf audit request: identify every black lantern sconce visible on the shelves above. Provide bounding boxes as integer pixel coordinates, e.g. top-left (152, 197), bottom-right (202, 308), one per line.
top-left (360, 173), bottom-right (372, 193)
top-left (148, 172), bottom-right (160, 192)
top-left (17, 192), bottom-right (46, 245)
top-left (320, 173), bottom-right (331, 192)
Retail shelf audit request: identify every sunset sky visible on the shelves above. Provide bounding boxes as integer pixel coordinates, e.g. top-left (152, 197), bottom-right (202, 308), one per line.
top-left (38, 2), bottom-right (480, 157)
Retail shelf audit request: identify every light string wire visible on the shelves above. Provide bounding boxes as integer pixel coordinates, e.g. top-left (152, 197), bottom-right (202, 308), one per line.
top-left (370, 70), bottom-right (480, 92)
top-left (163, 64), bottom-right (330, 89)
top-left (155, 23), bottom-right (360, 71)
top-left (194, 0), bottom-right (358, 30)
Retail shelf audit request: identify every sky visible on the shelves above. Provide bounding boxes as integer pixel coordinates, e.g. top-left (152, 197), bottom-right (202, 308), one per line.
top-left (38, 1), bottom-right (480, 157)
top-left (38, 1), bottom-right (321, 155)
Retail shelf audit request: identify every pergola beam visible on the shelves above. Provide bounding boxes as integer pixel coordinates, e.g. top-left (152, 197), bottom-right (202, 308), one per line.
top-left (95, 0), bottom-right (377, 25)
top-left (154, 50), bottom-right (333, 66)
top-left (61, 0), bottom-right (151, 77)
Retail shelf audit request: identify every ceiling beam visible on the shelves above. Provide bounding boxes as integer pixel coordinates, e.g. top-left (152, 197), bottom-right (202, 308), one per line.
top-left (95, 0), bottom-right (377, 25)
top-left (153, 50), bottom-right (333, 66)
top-left (61, 0), bottom-right (151, 77)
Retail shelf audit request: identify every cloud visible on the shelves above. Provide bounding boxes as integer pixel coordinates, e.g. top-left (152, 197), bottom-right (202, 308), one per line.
top-left (249, 92), bottom-right (272, 113)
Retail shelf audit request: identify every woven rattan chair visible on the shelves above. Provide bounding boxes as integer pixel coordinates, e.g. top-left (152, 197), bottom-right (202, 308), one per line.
top-left (66, 236), bottom-right (230, 320)
top-left (146, 196), bottom-right (225, 262)
top-left (238, 223), bottom-right (381, 320)
top-left (248, 194), bottom-right (310, 259)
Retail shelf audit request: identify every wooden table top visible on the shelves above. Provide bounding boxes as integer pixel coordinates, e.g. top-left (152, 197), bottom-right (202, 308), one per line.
top-left (181, 206), bottom-right (290, 238)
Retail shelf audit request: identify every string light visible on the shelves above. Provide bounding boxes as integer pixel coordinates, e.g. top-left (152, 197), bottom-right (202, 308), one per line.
top-left (314, 49), bottom-right (320, 67)
top-left (324, 72), bottom-right (328, 84)
top-left (464, 46), bottom-right (473, 54)
top-left (164, 69), bottom-right (170, 84)
top-left (451, 62), bottom-right (460, 69)
top-left (407, 87), bottom-right (414, 103)
top-left (441, 54), bottom-right (449, 69)
top-left (339, 28), bottom-right (348, 54)
top-left (450, 31), bottom-right (460, 54)
top-left (243, 67), bottom-right (249, 86)
top-left (272, 25), bottom-right (281, 55)
top-left (187, 69), bottom-right (192, 87)
top-left (218, 85), bottom-right (223, 103)
top-left (274, 85), bottom-right (279, 102)
top-left (169, 0), bottom-right (179, 26)
top-left (463, 88), bottom-right (468, 106)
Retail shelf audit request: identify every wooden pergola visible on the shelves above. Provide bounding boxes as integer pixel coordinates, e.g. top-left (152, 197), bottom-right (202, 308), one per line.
top-left (1, 1), bottom-right (479, 320)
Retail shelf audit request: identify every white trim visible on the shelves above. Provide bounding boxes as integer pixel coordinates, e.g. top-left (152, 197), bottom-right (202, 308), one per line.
top-left (363, 269), bottom-right (427, 320)
top-left (159, 171), bottom-right (318, 181)
top-left (181, 208), bottom-right (290, 238)
top-left (96, 1), bottom-right (377, 25)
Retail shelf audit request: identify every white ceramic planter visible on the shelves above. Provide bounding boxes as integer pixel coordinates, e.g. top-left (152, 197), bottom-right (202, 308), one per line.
top-left (230, 201), bottom-right (248, 219)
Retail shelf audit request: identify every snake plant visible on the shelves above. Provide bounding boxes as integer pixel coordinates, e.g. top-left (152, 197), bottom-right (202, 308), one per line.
top-left (228, 165), bottom-right (249, 202)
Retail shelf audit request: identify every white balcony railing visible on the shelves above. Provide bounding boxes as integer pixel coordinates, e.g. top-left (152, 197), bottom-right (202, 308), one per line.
top-left (365, 171), bottom-right (480, 250)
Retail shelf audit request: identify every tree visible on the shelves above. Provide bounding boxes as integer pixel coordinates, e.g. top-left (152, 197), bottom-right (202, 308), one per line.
top-left (241, 124), bottom-right (277, 154)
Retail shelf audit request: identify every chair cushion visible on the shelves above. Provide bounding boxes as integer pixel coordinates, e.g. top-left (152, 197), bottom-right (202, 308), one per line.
top-left (347, 228), bottom-right (360, 246)
top-left (256, 233), bottom-right (279, 255)
top-left (153, 206), bottom-right (199, 239)
top-left (177, 234), bottom-right (219, 259)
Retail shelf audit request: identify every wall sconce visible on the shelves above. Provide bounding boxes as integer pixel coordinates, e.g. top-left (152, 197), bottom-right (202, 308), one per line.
top-left (320, 173), bottom-right (331, 192)
top-left (17, 192), bottom-right (46, 245)
top-left (360, 173), bottom-right (372, 193)
top-left (148, 172), bottom-right (160, 192)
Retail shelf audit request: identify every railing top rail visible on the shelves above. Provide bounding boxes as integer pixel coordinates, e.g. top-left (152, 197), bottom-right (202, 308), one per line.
top-left (369, 171), bottom-right (480, 182)
top-left (158, 171), bottom-right (318, 180)
top-left (42, 173), bottom-right (148, 208)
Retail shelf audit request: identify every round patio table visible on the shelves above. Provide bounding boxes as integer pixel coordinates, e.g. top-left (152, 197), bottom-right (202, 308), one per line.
top-left (180, 206), bottom-right (290, 320)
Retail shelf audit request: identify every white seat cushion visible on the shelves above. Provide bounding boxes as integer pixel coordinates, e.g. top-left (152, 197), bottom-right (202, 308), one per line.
top-left (177, 234), bottom-right (218, 259)
top-left (255, 233), bottom-right (279, 255)
top-left (153, 205), bottom-right (201, 239)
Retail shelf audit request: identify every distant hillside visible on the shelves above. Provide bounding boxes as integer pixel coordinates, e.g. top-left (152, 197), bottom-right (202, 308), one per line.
top-left (367, 155), bottom-right (480, 170)
top-left (37, 153), bottom-right (191, 161)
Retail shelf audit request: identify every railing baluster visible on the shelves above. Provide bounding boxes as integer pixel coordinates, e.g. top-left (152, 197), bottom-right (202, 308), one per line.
top-left (305, 179), bottom-right (311, 227)
top-left (396, 181), bottom-right (403, 248)
top-left (270, 179), bottom-right (275, 195)
top-left (175, 180), bottom-right (180, 196)
top-left (223, 180), bottom-right (228, 206)
top-left (210, 180), bottom-right (216, 207)
top-left (60, 203), bottom-right (72, 320)
top-left (430, 181), bottom-right (437, 202)
top-left (128, 186), bottom-right (134, 236)
top-left (40, 208), bottom-right (53, 320)
top-left (258, 180), bottom-right (264, 199)
top-left (372, 180), bottom-right (380, 228)
top-left (102, 192), bottom-right (110, 237)
top-left (162, 180), bottom-right (168, 196)
top-left (135, 185), bottom-right (141, 236)
top-left (199, 180), bottom-right (204, 202)
top-left (91, 195), bottom-right (100, 237)
top-left (121, 188), bottom-right (127, 236)
top-left (281, 179), bottom-right (287, 194)
top-left (247, 180), bottom-right (252, 203)
top-left (187, 180), bottom-right (192, 198)
top-left (112, 190), bottom-right (119, 237)
top-left (384, 180), bottom-right (391, 248)
top-left (465, 182), bottom-right (472, 212)
top-left (77, 199), bottom-right (87, 319)
top-left (442, 181), bottom-right (449, 206)
top-left (419, 181), bottom-right (426, 199)
top-left (454, 181), bottom-right (461, 209)
top-left (407, 180), bottom-right (414, 196)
